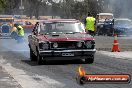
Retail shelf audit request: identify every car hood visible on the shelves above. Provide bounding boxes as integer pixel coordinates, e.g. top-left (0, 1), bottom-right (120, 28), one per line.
top-left (37, 33), bottom-right (94, 41)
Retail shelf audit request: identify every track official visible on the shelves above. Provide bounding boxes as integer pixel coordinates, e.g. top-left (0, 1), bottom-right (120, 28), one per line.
top-left (84, 13), bottom-right (96, 36)
top-left (14, 24), bottom-right (25, 43)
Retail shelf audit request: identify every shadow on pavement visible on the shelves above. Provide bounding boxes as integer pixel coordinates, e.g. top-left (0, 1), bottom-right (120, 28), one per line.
top-left (21, 59), bottom-right (87, 66)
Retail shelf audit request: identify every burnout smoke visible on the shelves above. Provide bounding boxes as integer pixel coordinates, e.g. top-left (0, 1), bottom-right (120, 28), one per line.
top-left (102, 0), bottom-right (132, 36)
top-left (0, 33), bottom-right (30, 58)
top-left (106, 0), bottom-right (132, 18)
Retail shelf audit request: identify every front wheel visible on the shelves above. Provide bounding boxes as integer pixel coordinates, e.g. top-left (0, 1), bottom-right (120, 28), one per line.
top-left (37, 52), bottom-right (46, 65)
top-left (37, 52), bottom-right (43, 65)
top-left (85, 55), bottom-right (94, 64)
top-left (30, 49), bottom-right (37, 61)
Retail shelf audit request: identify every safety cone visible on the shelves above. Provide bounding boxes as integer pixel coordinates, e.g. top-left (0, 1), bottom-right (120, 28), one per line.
top-left (112, 34), bottom-right (120, 52)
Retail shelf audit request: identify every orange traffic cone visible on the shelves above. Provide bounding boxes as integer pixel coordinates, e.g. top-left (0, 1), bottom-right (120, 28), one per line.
top-left (112, 34), bottom-right (120, 52)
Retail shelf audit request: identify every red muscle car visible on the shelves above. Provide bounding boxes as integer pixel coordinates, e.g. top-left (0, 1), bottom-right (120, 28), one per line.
top-left (28, 19), bottom-right (96, 65)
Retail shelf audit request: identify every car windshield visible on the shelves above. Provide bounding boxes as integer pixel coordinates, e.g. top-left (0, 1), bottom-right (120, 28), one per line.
top-left (98, 15), bottom-right (113, 23)
top-left (40, 22), bottom-right (85, 34)
top-left (115, 20), bottom-right (132, 26)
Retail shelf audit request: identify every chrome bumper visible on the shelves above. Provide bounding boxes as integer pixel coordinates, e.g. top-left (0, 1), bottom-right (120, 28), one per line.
top-left (39, 49), bottom-right (96, 53)
top-left (39, 49), bottom-right (96, 60)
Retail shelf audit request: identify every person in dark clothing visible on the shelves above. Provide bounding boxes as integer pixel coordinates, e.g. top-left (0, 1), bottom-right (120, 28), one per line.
top-left (32, 22), bottom-right (39, 35)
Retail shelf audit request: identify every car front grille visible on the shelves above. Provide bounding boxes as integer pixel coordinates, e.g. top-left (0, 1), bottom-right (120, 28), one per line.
top-left (48, 40), bottom-right (95, 50)
top-left (50, 41), bottom-right (77, 49)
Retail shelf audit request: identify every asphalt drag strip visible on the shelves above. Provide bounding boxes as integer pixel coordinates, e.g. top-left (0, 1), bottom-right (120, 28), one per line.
top-left (0, 35), bottom-right (132, 88)
top-left (0, 55), bottom-right (84, 88)
top-left (0, 51), bottom-right (132, 88)
top-left (0, 65), bottom-right (21, 88)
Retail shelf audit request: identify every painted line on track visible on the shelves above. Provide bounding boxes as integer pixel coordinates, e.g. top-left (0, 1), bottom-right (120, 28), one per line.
top-left (97, 51), bottom-right (132, 60)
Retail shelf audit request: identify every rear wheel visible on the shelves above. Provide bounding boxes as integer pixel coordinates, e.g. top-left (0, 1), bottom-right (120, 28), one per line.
top-left (30, 49), bottom-right (37, 61)
top-left (85, 55), bottom-right (94, 64)
top-left (107, 28), bottom-right (114, 36)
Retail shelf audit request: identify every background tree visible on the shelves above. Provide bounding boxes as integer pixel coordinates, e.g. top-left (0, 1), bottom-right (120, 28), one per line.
top-left (0, 0), bottom-right (8, 14)
top-left (1, 0), bottom-right (132, 19)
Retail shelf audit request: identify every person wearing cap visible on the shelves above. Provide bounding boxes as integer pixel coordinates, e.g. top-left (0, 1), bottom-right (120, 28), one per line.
top-left (32, 22), bottom-right (39, 35)
top-left (14, 23), bottom-right (25, 43)
top-left (84, 13), bottom-right (96, 36)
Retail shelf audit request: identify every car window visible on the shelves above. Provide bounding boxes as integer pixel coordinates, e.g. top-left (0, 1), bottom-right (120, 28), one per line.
top-left (115, 20), bottom-right (132, 25)
top-left (99, 15), bottom-right (113, 20)
top-left (98, 15), bottom-right (113, 23)
top-left (40, 22), bottom-right (85, 34)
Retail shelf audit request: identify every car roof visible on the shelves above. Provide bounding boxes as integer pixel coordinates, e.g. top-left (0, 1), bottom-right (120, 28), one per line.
top-left (40, 19), bottom-right (80, 23)
top-left (115, 18), bottom-right (132, 21)
top-left (97, 13), bottom-right (113, 16)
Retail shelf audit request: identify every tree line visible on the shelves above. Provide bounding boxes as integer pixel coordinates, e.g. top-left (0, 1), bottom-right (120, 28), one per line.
top-left (0, 0), bottom-right (132, 20)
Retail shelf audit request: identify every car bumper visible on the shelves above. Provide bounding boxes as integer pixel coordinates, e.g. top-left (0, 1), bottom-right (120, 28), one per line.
top-left (39, 49), bottom-right (96, 60)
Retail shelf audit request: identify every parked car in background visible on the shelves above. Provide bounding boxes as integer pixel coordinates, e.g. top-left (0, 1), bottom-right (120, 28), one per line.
top-left (28, 19), bottom-right (96, 65)
top-left (114, 18), bottom-right (132, 36)
top-left (96, 13), bottom-right (114, 36)
top-left (0, 15), bottom-right (15, 38)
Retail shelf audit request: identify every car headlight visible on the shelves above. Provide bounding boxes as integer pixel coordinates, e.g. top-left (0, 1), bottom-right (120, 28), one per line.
top-left (85, 41), bottom-right (92, 48)
top-left (77, 42), bottom-right (82, 47)
top-left (39, 43), bottom-right (49, 50)
top-left (53, 42), bottom-right (58, 48)
top-left (100, 25), bottom-right (103, 28)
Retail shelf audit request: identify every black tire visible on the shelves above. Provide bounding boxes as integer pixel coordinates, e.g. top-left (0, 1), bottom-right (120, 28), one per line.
top-left (96, 28), bottom-right (99, 36)
top-left (76, 76), bottom-right (85, 85)
top-left (37, 52), bottom-right (47, 65)
top-left (107, 28), bottom-right (113, 36)
top-left (30, 49), bottom-right (37, 61)
top-left (37, 52), bottom-right (43, 65)
top-left (85, 55), bottom-right (94, 64)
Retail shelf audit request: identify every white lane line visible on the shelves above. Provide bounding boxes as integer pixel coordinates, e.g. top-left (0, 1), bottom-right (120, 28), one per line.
top-left (0, 50), bottom-right (29, 52)
top-left (98, 51), bottom-right (132, 60)
top-left (0, 77), bottom-right (19, 87)
top-left (0, 56), bottom-right (65, 88)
